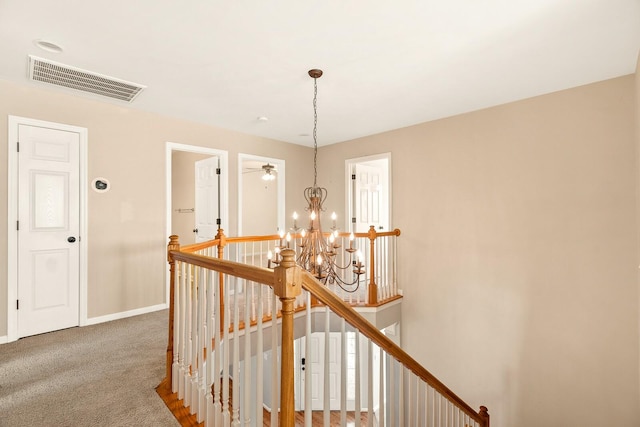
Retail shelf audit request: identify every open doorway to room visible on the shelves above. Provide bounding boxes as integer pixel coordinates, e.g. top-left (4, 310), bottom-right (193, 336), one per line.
top-left (238, 153), bottom-right (285, 236)
top-left (165, 142), bottom-right (229, 299)
top-left (166, 143), bottom-right (229, 245)
top-left (345, 153), bottom-right (391, 233)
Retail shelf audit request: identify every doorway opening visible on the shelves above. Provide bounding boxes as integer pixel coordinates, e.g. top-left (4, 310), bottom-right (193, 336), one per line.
top-left (238, 153), bottom-right (285, 236)
top-left (165, 142), bottom-right (228, 302)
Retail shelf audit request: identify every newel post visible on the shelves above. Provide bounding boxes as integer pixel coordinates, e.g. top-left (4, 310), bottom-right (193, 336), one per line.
top-left (166, 235), bottom-right (181, 386)
top-left (479, 406), bottom-right (490, 427)
top-left (273, 249), bottom-right (302, 427)
top-left (367, 225), bottom-right (378, 304)
top-left (215, 228), bottom-right (227, 332)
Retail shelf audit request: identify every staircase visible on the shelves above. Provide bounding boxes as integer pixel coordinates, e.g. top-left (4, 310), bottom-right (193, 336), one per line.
top-left (157, 230), bottom-right (489, 426)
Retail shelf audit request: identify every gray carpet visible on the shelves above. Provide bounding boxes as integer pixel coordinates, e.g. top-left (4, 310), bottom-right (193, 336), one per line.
top-left (0, 310), bottom-right (180, 427)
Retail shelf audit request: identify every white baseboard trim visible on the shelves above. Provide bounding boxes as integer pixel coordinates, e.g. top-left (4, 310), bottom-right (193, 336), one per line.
top-left (0, 335), bottom-right (8, 344)
top-left (85, 303), bottom-right (168, 326)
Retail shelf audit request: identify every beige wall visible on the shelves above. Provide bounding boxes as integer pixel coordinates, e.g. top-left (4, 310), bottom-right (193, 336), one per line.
top-left (0, 79), bottom-right (312, 333)
top-left (320, 75), bottom-right (639, 426)
top-left (242, 169), bottom-right (278, 236)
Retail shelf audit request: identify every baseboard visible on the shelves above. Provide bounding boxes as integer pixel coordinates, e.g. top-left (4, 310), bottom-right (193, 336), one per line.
top-left (85, 303), bottom-right (168, 326)
top-left (0, 335), bottom-right (7, 344)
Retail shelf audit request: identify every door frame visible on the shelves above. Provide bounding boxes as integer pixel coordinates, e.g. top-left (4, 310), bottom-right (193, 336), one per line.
top-left (165, 142), bottom-right (228, 304)
top-left (345, 153), bottom-right (392, 232)
top-left (6, 115), bottom-right (88, 343)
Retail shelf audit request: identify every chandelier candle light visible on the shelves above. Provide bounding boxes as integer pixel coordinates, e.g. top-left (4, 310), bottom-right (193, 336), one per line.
top-left (272, 69), bottom-right (364, 291)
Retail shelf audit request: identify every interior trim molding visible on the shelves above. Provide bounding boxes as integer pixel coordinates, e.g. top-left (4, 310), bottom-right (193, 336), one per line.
top-left (85, 303), bottom-right (168, 326)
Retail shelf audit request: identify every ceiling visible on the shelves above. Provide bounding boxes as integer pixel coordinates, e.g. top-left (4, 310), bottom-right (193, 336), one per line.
top-left (1, 1), bottom-right (638, 147)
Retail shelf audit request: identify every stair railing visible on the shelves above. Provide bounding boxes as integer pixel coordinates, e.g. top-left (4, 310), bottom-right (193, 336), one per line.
top-left (299, 268), bottom-right (489, 427)
top-left (181, 227), bottom-right (401, 306)
top-left (162, 233), bottom-right (488, 427)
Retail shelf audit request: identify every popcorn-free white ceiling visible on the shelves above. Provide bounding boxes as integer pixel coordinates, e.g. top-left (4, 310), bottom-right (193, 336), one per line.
top-left (0, 1), bottom-right (638, 146)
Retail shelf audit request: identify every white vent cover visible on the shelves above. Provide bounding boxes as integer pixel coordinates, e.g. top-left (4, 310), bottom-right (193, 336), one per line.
top-left (28, 55), bottom-right (145, 102)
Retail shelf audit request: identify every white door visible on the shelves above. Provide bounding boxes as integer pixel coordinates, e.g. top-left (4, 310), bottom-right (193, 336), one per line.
top-left (299, 333), bottom-right (342, 410)
top-left (18, 124), bottom-right (80, 338)
top-left (353, 162), bottom-right (385, 233)
top-left (194, 156), bottom-right (219, 243)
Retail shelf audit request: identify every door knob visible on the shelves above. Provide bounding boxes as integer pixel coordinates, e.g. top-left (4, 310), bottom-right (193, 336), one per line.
top-left (193, 228), bottom-right (198, 233)
top-left (67, 236), bottom-right (76, 243)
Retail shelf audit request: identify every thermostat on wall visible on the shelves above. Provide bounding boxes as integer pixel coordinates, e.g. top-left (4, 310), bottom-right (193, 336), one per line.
top-left (92, 177), bottom-right (110, 193)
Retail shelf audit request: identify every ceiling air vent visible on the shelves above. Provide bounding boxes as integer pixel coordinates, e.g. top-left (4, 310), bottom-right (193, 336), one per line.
top-left (28, 55), bottom-right (145, 102)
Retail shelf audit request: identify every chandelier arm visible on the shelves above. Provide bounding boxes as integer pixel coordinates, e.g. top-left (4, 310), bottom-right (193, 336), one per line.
top-left (322, 263), bottom-right (364, 292)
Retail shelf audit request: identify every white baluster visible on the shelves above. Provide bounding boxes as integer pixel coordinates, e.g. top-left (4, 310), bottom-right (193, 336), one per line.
top-left (355, 331), bottom-right (361, 427)
top-left (324, 307), bottom-right (330, 427)
top-left (197, 266), bottom-right (207, 422)
top-left (243, 281), bottom-right (252, 427)
top-left (383, 237), bottom-right (389, 299)
top-left (340, 318), bottom-right (347, 426)
top-left (205, 270), bottom-right (214, 427)
top-left (304, 291), bottom-right (312, 426)
top-left (408, 372), bottom-right (414, 427)
top-left (398, 365), bottom-right (404, 427)
top-left (378, 346), bottom-right (384, 427)
top-left (232, 278), bottom-right (241, 426)
top-left (393, 235), bottom-right (398, 299)
top-left (255, 284), bottom-right (264, 425)
top-left (416, 377), bottom-right (420, 426)
top-left (389, 354), bottom-right (394, 426)
top-left (427, 384), bottom-right (432, 427)
top-left (438, 392), bottom-right (442, 427)
top-left (184, 265), bottom-right (193, 408)
top-left (178, 262), bottom-right (187, 399)
top-left (172, 261), bottom-right (181, 393)
top-left (223, 278), bottom-right (231, 427)
top-left (213, 271), bottom-right (222, 427)
top-left (250, 279), bottom-right (256, 323)
top-left (271, 292), bottom-right (278, 427)
top-left (190, 267), bottom-right (200, 415)
top-left (367, 339), bottom-right (373, 427)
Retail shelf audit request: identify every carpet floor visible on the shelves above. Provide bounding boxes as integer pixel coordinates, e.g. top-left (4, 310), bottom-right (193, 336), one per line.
top-left (0, 309), bottom-right (179, 427)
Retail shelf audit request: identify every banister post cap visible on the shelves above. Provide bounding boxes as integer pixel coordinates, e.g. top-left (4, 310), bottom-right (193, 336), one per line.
top-left (168, 235), bottom-right (180, 262)
top-left (273, 248), bottom-right (302, 299)
top-left (368, 225), bottom-right (377, 240)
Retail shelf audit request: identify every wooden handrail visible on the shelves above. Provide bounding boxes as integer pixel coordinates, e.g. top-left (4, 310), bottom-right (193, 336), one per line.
top-left (179, 228), bottom-right (401, 305)
top-left (180, 239), bottom-right (221, 253)
top-left (170, 250), bottom-right (274, 286)
top-left (180, 228), bottom-right (402, 250)
top-left (300, 270), bottom-right (489, 425)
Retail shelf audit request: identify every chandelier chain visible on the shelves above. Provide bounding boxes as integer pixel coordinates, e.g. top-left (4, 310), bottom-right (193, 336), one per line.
top-left (313, 77), bottom-right (318, 188)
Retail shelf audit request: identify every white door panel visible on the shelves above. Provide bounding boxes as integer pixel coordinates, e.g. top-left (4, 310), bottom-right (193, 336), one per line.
top-left (302, 333), bottom-right (343, 410)
top-left (355, 163), bottom-right (384, 232)
top-left (195, 156), bottom-right (219, 243)
top-left (18, 124), bottom-right (80, 338)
